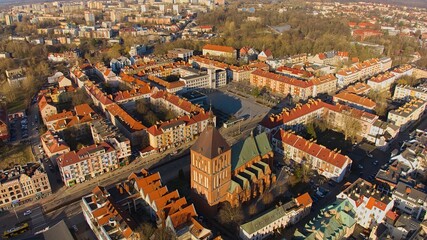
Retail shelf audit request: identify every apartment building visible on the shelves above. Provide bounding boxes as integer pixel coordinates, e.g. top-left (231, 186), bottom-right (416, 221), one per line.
top-left (337, 178), bottom-right (394, 229)
top-left (388, 98), bottom-right (426, 130)
top-left (57, 142), bottom-right (118, 187)
top-left (179, 67), bottom-right (227, 91)
top-left (273, 130), bottom-right (352, 182)
top-left (167, 48), bottom-right (194, 61)
top-left (392, 182), bottom-right (427, 220)
top-left (90, 119), bottom-right (131, 161)
top-left (294, 199), bottom-right (356, 240)
top-left (336, 58), bottom-right (390, 87)
top-left (345, 82), bottom-right (372, 95)
top-left (5, 67), bottom-right (27, 86)
top-left (0, 163), bottom-right (51, 209)
top-left (367, 71), bottom-right (396, 91)
top-left (202, 44), bottom-right (237, 59)
top-left (333, 92), bottom-right (376, 112)
top-left (239, 193), bottom-right (312, 240)
top-left (44, 103), bottom-right (97, 132)
top-left (258, 99), bottom-right (378, 142)
top-left (391, 129), bottom-right (427, 173)
top-left (0, 102), bottom-right (9, 142)
top-left (393, 84), bottom-right (427, 101)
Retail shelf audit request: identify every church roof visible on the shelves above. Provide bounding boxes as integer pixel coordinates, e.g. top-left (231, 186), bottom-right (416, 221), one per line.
top-left (190, 124), bottom-right (230, 159)
top-left (231, 132), bottom-right (272, 170)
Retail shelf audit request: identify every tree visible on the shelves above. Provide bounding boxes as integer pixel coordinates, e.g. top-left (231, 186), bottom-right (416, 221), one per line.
top-left (248, 204), bottom-right (258, 217)
top-left (262, 192), bottom-right (274, 206)
top-left (72, 89), bottom-right (91, 106)
top-left (294, 162), bottom-right (311, 183)
top-left (342, 113), bottom-right (362, 142)
top-left (218, 202), bottom-right (244, 226)
top-left (306, 122), bottom-right (317, 139)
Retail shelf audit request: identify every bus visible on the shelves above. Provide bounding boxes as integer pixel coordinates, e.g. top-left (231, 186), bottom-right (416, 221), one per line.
top-left (3, 223), bottom-right (29, 239)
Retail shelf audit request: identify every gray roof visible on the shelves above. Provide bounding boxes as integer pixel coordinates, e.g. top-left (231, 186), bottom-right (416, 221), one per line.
top-left (28, 220), bottom-right (74, 240)
top-left (191, 124), bottom-right (230, 159)
top-left (394, 182), bottom-right (427, 205)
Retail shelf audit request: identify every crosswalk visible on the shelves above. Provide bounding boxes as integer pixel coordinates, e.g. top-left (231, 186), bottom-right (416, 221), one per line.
top-left (30, 206), bottom-right (48, 234)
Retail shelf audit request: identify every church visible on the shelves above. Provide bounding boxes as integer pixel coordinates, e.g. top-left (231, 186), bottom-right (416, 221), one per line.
top-left (190, 120), bottom-right (275, 210)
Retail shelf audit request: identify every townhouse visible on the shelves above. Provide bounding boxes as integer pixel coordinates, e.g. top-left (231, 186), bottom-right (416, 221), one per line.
top-left (239, 193), bottom-right (312, 240)
top-left (392, 182), bottom-right (427, 220)
top-left (294, 199), bottom-right (357, 240)
top-left (0, 163), bottom-right (51, 209)
top-left (57, 142), bottom-right (118, 187)
top-left (202, 44), bottom-right (237, 59)
top-left (39, 96), bottom-right (58, 124)
top-left (44, 103), bottom-right (97, 132)
top-left (388, 98), bottom-right (427, 130)
top-left (390, 129), bottom-right (427, 173)
top-left (272, 130), bottom-right (352, 182)
top-left (333, 92), bottom-right (376, 112)
top-left (345, 82), bottom-right (372, 95)
top-left (337, 178), bottom-right (394, 229)
top-left (40, 130), bottom-right (70, 163)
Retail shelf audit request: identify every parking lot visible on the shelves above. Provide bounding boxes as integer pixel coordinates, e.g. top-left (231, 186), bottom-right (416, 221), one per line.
top-left (206, 90), bottom-right (271, 120)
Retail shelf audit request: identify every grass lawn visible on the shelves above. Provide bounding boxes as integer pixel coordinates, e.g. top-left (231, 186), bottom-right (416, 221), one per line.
top-left (0, 144), bottom-right (35, 169)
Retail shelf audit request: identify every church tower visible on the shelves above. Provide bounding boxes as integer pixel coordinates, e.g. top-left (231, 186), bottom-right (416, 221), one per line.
top-left (190, 119), bottom-right (231, 206)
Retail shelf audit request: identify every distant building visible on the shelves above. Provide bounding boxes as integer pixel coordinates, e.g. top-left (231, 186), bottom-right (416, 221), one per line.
top-left (84, 11), bottom-right (95, 24)
top-left (239, 193), bottom-right (312, 240)
top-left (0, 163), bottom-right (51, 209)
top-left (202, 44), bottom-right (237, 59)
top-left (394, 84), bottom-right (427, 102)
top-left (167, 48), bottom-right (194, 61)
top-left (0, 101), bottom-right (9, 142)
top-left (5, 68), bottom-right (27, 86)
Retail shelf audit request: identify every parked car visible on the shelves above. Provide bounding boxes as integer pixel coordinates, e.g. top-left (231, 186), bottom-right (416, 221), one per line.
top-left (373, 160), bottom-right (379, 166)
top-left (23, 210), bottom-right (32, 216)
top-left (358, 164), bottom-right (364, 169)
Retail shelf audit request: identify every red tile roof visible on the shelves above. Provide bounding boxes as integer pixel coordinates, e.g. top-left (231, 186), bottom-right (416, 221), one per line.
top-left (366, 197), bottom-right (387, 211)
top-left (274, 129), bottom-right (351, 169)
top-left (295, 192), bottom-right (313, 207)
top-left (334, 92), bottom-right (376, 109)
top-left (57, 142), bottom-right (114, 167)
top-left (202, 44), bottom-right (235, 53)
top-left (252, 69), bottom-right (314, 88)
top-left (106, 103), bottom-right (146, 131)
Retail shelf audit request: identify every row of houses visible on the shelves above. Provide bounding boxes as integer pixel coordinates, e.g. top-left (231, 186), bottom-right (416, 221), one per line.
top-left (82, 169), bottom-right (212, 240)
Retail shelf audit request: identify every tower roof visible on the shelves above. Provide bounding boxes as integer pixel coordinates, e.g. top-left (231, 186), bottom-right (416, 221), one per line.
top-left (191, 124), bottom-right (230, 159)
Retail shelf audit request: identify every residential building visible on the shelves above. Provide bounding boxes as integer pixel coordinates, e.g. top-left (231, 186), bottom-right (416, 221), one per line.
top-left (44, 103), bottom-right (97, 132)
top-left (375, 161), bottom-right (410, 190)
top-left (127, 169), bottom-right (212, 239)
top-left (40, 130), bottom-right (70, 163)
top-left (345, 82), bottom-right (372, 95)
top-left (0, 163), bottom-right (51, 209)
top-left (257, 49), bottom-right (273, 62)
top-left (5, 68), bottom-right (27, 86)
top-left (202, 44), bottom-right (237, 59)
top-left (179, 67), bottom-right (227, 91)
top-left (239, 193), bottom-right (312, 240)
top-left (273, 130), bottom-right (352, 182)
top-left (39, 96), bottom-right (58, 124)
top-left (81, 186), bottom-right (140, 240)
top-left (294, 199), bottom-right (357, 240)
top-left (391, 129), bottom-right (427, 173)
top-left (47, 72), bottom-right (64, 84)
top-left (258, 99), bottom-right (378, 142)
top-left (333, 92), bottom-right (376, 112)
top-left (167, 48), bottom-right (194, 61)
top-left (392, 182), bottom-right (427, 220)
top-left (337, 178), bottom-right (394, 229)
top-left (190, 121), bottom-right (275, 209)
top-left (393, 85), bottom-right (427, 102)
top-left (90, 119), bottom-right (131, 161)
top-left (384, 213), bottom-right (422, 240)
top-left (308, 50), bottom-right (349, 66)
top-left (57, 142), bottom-right (118, 187)
top-left (58, 76), bottom-right (73, 88)
top-left (367, 71), bottom-right (396, 91)
top-left (336, 58), bottom-right (388, 87)
top-left (388, 98), bottom-right (426, 130)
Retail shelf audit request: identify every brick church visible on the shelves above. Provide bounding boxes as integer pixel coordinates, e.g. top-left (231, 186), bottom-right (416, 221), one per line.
top-left (190, 120), bottom-right (275, 211)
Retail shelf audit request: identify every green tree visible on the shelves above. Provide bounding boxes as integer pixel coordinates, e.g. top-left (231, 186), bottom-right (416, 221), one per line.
top-left (306, 122), bottom-right (317, 139)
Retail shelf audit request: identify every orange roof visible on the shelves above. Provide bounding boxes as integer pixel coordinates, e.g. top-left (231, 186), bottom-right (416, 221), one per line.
top-left (252, 69), bottom-right (313, 88)
top-left (345, 82), bottom-right (371, 95)
top-left (57, 142), bottom-right (114, 167)
top-left (274, 129), bottom-right (351, 169)
top-left (202, 44), bottom-right (235, 53)
top-left (168, 204), bottom-right (197, 229)
top-left (74, 103), bottom-right (94, 116)
top-left (334, 92), bottom-right (376, 109)
top-left (106, 103), bottom-right (146, 131)
top-left (366, 197), bottom-right (387, 211)
top-left (386, 210), bottom-right (399, 221)
top-left (295, 192), bottom-right (313, 207)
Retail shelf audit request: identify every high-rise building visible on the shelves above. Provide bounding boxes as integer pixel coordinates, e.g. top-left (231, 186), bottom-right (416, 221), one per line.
top-left (5, 14), bottom-right (13, 26)
top-left (84, 11), bottom-right (95, 25)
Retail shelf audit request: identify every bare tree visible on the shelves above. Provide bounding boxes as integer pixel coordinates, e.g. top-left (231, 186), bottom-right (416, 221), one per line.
top-left (342, 113), bottom-right (362, 142)
top-left (218, 202), bottom-right (244, 226)
top-left (248, 204), bottom-right (258, 217)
